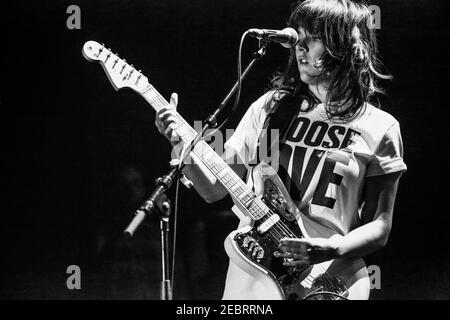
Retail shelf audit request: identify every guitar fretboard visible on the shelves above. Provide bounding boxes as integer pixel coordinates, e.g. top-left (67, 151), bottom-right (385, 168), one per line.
top-left (141, 84), bottom-right (269, 220)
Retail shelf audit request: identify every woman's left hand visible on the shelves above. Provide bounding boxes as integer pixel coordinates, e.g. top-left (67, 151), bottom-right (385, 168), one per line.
top-left (274, 235), bottom-right (343, 267)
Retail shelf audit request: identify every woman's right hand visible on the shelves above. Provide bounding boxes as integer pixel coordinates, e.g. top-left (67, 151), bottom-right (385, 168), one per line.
top-left (155, 92), bottom-right (180, 146)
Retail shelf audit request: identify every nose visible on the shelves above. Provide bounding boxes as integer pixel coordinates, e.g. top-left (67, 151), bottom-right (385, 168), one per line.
top-left (295, 36), bottom-right (310, 53)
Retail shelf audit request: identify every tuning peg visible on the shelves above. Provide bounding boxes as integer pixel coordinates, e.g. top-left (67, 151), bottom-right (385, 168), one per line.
top-left (104, 52), bottom-right (111, 63)
top-left (125, 69), bottom-right (134, 80)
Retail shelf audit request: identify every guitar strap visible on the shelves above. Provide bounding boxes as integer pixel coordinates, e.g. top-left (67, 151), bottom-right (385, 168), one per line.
top-left (245, 88), bottom-right (304, 193)
top-left (253, 88), bottom-right (304, 166)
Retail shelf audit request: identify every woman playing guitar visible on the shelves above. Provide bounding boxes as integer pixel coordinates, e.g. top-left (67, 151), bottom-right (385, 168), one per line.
top-left (155, 0), bottom-right (407, 299)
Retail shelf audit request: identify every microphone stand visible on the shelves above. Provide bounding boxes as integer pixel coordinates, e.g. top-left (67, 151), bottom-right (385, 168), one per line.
top-left (158, 194), bottom-right (172, 300)
top-left (123, 40), bottom-right (269, 300)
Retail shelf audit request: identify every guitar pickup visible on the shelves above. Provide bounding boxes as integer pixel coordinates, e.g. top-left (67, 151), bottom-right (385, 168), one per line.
top-left (257, 214), bottom-right (280, 234)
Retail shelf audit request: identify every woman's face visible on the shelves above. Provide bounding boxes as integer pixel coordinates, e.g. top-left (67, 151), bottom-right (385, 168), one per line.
top-left (295, 28), bottom-right (330, 86)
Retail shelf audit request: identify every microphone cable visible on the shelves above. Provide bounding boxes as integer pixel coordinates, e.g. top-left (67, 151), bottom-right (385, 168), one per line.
top-left (203, 30), bottom-right (250, 139)
top-left (170, 168), bottom-right (181, 295)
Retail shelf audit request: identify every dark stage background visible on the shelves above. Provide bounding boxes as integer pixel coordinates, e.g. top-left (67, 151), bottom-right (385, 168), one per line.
top-left (1, 0), bottom-right (449, 299)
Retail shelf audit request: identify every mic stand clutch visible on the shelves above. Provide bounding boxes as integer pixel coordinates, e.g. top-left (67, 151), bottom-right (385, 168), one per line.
top-left (124, 165), bottom-right (178, 237)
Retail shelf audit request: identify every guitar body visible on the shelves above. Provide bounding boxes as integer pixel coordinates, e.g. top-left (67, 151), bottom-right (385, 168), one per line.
top-left (224, 163), bottom-right (370, 300)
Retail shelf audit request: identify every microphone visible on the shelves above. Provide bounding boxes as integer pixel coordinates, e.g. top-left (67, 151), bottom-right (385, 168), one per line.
top-left (248, 27), bottom-right (299, 48)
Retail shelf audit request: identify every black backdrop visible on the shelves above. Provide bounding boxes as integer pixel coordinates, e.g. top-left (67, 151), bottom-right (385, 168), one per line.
top-left (1, 0), bottom-right (449, 299)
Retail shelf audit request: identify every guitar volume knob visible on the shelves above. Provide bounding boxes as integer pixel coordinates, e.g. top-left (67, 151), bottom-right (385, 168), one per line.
top-left (243, 236), bottom-right (252, 248)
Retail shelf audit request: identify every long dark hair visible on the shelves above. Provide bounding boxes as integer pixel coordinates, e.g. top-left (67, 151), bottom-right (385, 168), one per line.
top-left (270, 0), bottom-right (392, 121)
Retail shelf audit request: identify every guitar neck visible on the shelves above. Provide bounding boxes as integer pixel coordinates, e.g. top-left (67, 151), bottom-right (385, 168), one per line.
top-left (140, 84), bottom-right (268, 220)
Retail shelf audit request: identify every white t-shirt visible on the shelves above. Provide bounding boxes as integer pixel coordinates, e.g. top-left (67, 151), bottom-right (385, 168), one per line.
top-left (222, 91), bottom-right (407, 299)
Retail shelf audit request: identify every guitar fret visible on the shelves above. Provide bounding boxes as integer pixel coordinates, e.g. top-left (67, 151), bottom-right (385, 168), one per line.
top-left (230, 178), bottom-right (239, 186)
top-left (230, 184), bottom-right (240, 192)
top-left (223, 175), bottom-right (232, 184)
top-left (172, 121), bottom-right (183, 129)
top-left (210, 163), bottom-right (222, 174)
top-left (240, 192), bottom-right (251, 202)
top-left (184, 130), bottom-right (195, 140)
top-left (141, 85), bottom-right (152, 95)
top-left (176, 126), bottom-right (189, 137)
top-left (244, 196), bottom-right (256, 209)
top-left (216, 169), bottom-right (227, 178)
top-left (142, 87), bottom-right (160, 105)
top-left (202, 151), bottom-right (214, 161)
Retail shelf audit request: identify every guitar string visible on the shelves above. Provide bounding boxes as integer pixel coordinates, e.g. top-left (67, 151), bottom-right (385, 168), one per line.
top-left (268, 223), bottom-right (337, 293)
top-left (269, 218), bottom-right (337, 290)
top-left (263, 214), bottom-right (334, 288)
top-left (270, 222), bottom-right (337, 291)
top-left (147, 88), bottom-right (338, 292)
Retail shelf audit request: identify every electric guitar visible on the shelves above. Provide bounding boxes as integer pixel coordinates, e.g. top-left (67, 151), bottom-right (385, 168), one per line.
top-left (82, 40), bottom-right (370, 300)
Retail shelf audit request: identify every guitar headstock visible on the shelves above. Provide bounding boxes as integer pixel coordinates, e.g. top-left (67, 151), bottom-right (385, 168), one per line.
top-left (82, 40), bottom-right (149, 92)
